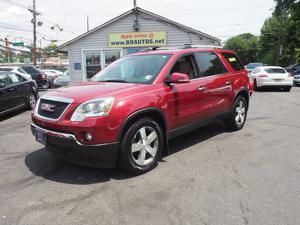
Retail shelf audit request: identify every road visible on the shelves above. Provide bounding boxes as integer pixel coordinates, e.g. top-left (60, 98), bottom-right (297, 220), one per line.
top-left (0, 88), bottom-right (300, 225)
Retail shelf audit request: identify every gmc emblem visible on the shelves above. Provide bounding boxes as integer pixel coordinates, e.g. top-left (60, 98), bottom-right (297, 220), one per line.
top-left (41, 103), bottom-right (56, 112)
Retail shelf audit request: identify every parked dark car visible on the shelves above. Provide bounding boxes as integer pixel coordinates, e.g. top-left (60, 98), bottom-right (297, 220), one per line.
top-left (21, 66), bottom-right (49, 89)
top-left (286, 64), bottom-right (300, 76)
top-left (0, 71), bottom-right (38, 116)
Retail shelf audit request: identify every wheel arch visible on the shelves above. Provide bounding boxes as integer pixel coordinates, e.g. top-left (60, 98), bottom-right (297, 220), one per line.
top-left (117, 107), bottom-right (169, 155)
top-left (234, 88), bottom-right (250, 107)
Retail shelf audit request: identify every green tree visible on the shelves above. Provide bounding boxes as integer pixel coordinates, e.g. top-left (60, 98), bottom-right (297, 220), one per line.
top-left (274, 0), bottom-right (300, 63)
top-left (224, 33), bottom-right (259, 65)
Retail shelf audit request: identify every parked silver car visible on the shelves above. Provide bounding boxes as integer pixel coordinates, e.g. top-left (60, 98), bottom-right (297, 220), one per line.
top-left (53, 70), bottom-right (70, 87)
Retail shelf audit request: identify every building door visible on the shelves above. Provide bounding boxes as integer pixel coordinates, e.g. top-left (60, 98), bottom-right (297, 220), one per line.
top-left (84, 51), bottom-right (101, 80)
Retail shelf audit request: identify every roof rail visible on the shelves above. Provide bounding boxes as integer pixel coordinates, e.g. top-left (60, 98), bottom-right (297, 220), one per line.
top-left (183, 44), bottom-right (223, 49)
top-left (138, 44), bottom-right (223, 52)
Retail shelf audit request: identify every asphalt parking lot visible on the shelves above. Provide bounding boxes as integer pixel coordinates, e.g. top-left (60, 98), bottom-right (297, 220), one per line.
top-left (0, 88), bottom-right (300, 225)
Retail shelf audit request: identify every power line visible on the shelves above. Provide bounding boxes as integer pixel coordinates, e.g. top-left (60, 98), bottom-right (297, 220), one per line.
top-left (0, 0), bottom-right (29, 9)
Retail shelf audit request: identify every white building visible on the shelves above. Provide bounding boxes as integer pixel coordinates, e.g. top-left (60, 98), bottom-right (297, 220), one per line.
top-left (57, 7), bottom-right (220, 82)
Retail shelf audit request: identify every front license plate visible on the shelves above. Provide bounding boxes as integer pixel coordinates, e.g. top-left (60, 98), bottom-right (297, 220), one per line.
top-left (35, 129), bottom-right (47, 145)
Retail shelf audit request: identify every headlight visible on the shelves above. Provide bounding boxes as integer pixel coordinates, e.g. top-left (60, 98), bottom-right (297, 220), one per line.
top-left (71, 97), bottom-right (114, 122)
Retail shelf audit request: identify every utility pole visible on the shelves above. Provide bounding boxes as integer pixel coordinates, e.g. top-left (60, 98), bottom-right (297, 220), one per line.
top-left (29, 0), bottom-right (40, 66)
top-left (87, 15), bottom-right (90, 32)
top-left (133, 0), bottom-right (137, 9)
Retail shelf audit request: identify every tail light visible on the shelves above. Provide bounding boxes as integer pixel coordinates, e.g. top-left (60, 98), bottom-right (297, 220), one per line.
top-left (40, 73), bottom-right (46, 80)
top-left (259, 74), bottom-right (268, 78)
top-left (288, 73), bottom-right (292, 77)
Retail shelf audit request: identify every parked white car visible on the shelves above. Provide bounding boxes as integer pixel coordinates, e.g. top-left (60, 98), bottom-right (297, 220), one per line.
top-left (0, 66), bottom-right (32, 80)
top-left (251, 66), bottom-right (293, 91)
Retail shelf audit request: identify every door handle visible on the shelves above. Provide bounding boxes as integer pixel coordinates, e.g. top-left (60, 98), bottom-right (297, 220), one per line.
top-left (198, 86), bottom-right (206, 91)
top-left (8, 88), bottom-right (16, 92)
top-left (226, 80), bottom-right (232, 85)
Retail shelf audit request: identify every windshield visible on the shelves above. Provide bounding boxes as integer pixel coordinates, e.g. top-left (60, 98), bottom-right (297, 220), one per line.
top-left (247, 63), bottom-right (263, 69)
top-left (264, 68), bottom-right (286, 74)
top-left (91, 54), bottom-right (171, 84)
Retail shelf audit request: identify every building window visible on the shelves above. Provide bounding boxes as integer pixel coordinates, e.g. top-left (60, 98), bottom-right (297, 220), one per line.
top-left (85, 52), bottom-right (101, 79)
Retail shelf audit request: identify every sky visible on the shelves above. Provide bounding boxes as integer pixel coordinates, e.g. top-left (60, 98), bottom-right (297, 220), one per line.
top-left (0, 0), bottom-right (275, 47)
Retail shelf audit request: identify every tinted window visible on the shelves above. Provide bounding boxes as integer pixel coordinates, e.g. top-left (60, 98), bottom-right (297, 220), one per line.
top-left (22, 66), bottom-right (40, 74)
top-left (0, 73), bottom-right (10, 86)
top-left (264, 68), bottom-right (286, 74)
top-left (170, 55), bottom-right (199, 80)
top-left (223, 53), bottom-right (244, 71)
top-left (91, 54), bottom-right (171, 84)
top-left (196, 52), bottom-right (228, 77)
top-left (0, 68), bottom-right (12, 72)
top-left (8, 73), bottom-right (23, 83)
top-left (17, 68), bottom-right (26, 74)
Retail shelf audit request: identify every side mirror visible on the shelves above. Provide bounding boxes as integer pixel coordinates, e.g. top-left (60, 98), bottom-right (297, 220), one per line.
top-left (168, 72), bottom-right (190, 84)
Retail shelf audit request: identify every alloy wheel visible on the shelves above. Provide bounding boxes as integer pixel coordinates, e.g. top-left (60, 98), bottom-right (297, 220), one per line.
top-left (29, 94), bottom-right (36, 108)
top-left (131, 126), bottom-right (158, 166)
top-left (235, 100), bottom-right (246, 126)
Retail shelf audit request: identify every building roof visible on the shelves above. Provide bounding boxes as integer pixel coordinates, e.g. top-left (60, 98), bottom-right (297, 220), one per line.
top-left (57, 7), bottom-right (221, 51)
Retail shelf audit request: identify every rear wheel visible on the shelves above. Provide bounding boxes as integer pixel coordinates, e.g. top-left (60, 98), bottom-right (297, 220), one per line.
top-left (27, 92), bottom-right (37, 110)
top-left (119, 117), bottom-right (164, 174)
top-left (224, 95), bottom-right (248, 131)
top-left (254, 79), bottom-right (259, 91)
top-left (42, 80), bottom-right (51, 89)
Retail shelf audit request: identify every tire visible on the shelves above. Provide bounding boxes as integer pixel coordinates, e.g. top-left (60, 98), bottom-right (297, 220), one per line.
top-left (42, 80), bottom-right (51, 89)
top-left (224, 95), bottom-right (248, 131)
top-left (118, 117), bottom-right (164, 174)
top-left (283, 86), bottom-right (292, 92)
top-left (254, 79), bottom-right (259, 91)
top-left (27, 92), bottom-right (37, 110)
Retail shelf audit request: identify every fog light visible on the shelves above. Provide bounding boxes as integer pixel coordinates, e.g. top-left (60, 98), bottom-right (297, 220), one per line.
top-left (85, 132), bottom-right (93, 141)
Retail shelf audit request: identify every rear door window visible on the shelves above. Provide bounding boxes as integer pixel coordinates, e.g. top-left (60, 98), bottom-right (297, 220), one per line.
top-left (222, 53), bottom-right (244, 71)
top-left (195, 52), bottom-right (228, 77)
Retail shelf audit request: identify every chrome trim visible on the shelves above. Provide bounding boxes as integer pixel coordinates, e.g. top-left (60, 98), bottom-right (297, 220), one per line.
top-left (41, 95), bottom-right (74, 103)
top-left (0, 103), bottom-right (25, 115)
top-left (34, 96), bottom-right (73, 121)
top-left (31, 122), bottom-right (118, 147)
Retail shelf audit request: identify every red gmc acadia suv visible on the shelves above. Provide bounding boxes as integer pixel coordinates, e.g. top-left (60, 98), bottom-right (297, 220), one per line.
top-left (31, 48), bottom-right (250, 174)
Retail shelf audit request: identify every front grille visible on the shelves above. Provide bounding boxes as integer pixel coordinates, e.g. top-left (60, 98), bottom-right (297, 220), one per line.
top-left (38, 99), bottom-right (69, 120)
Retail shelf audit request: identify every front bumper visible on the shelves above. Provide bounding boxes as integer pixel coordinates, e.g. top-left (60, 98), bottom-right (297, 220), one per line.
top-left (31, 122), bottom-right (119, 168)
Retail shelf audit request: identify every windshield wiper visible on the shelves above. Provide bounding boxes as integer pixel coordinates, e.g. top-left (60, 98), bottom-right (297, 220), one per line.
top-left (100, 79), bottom-right (128, 83)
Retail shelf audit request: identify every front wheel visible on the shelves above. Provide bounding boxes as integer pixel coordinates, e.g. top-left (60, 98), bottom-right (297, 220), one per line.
top-left (224, 96), bottom-right (248, 131)
top-left (283, 86), bottom-right (292, 92)
top-left (118, 117), bottom-right (164, 174)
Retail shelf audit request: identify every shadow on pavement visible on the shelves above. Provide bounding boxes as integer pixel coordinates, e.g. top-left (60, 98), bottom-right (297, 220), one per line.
top-left (168, 120), bottom-right (228, 155)
top-left (0, 108), bottom-right (27, 122)
top-left (25, 149), bottom-right (134, 185)
top-left (25, 120), bottom-right (228, 184)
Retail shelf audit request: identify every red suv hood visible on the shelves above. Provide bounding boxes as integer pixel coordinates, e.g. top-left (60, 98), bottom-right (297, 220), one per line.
top-left (44, 82), bottom-right (143, 103)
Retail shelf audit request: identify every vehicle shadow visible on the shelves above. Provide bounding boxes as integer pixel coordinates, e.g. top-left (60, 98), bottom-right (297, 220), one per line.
top-left (25, 120), bottom-right (229, 185)
top-left (0, 108), bottom-right (27, 122)
top-left (168, 120), bottom-right (228, 155)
